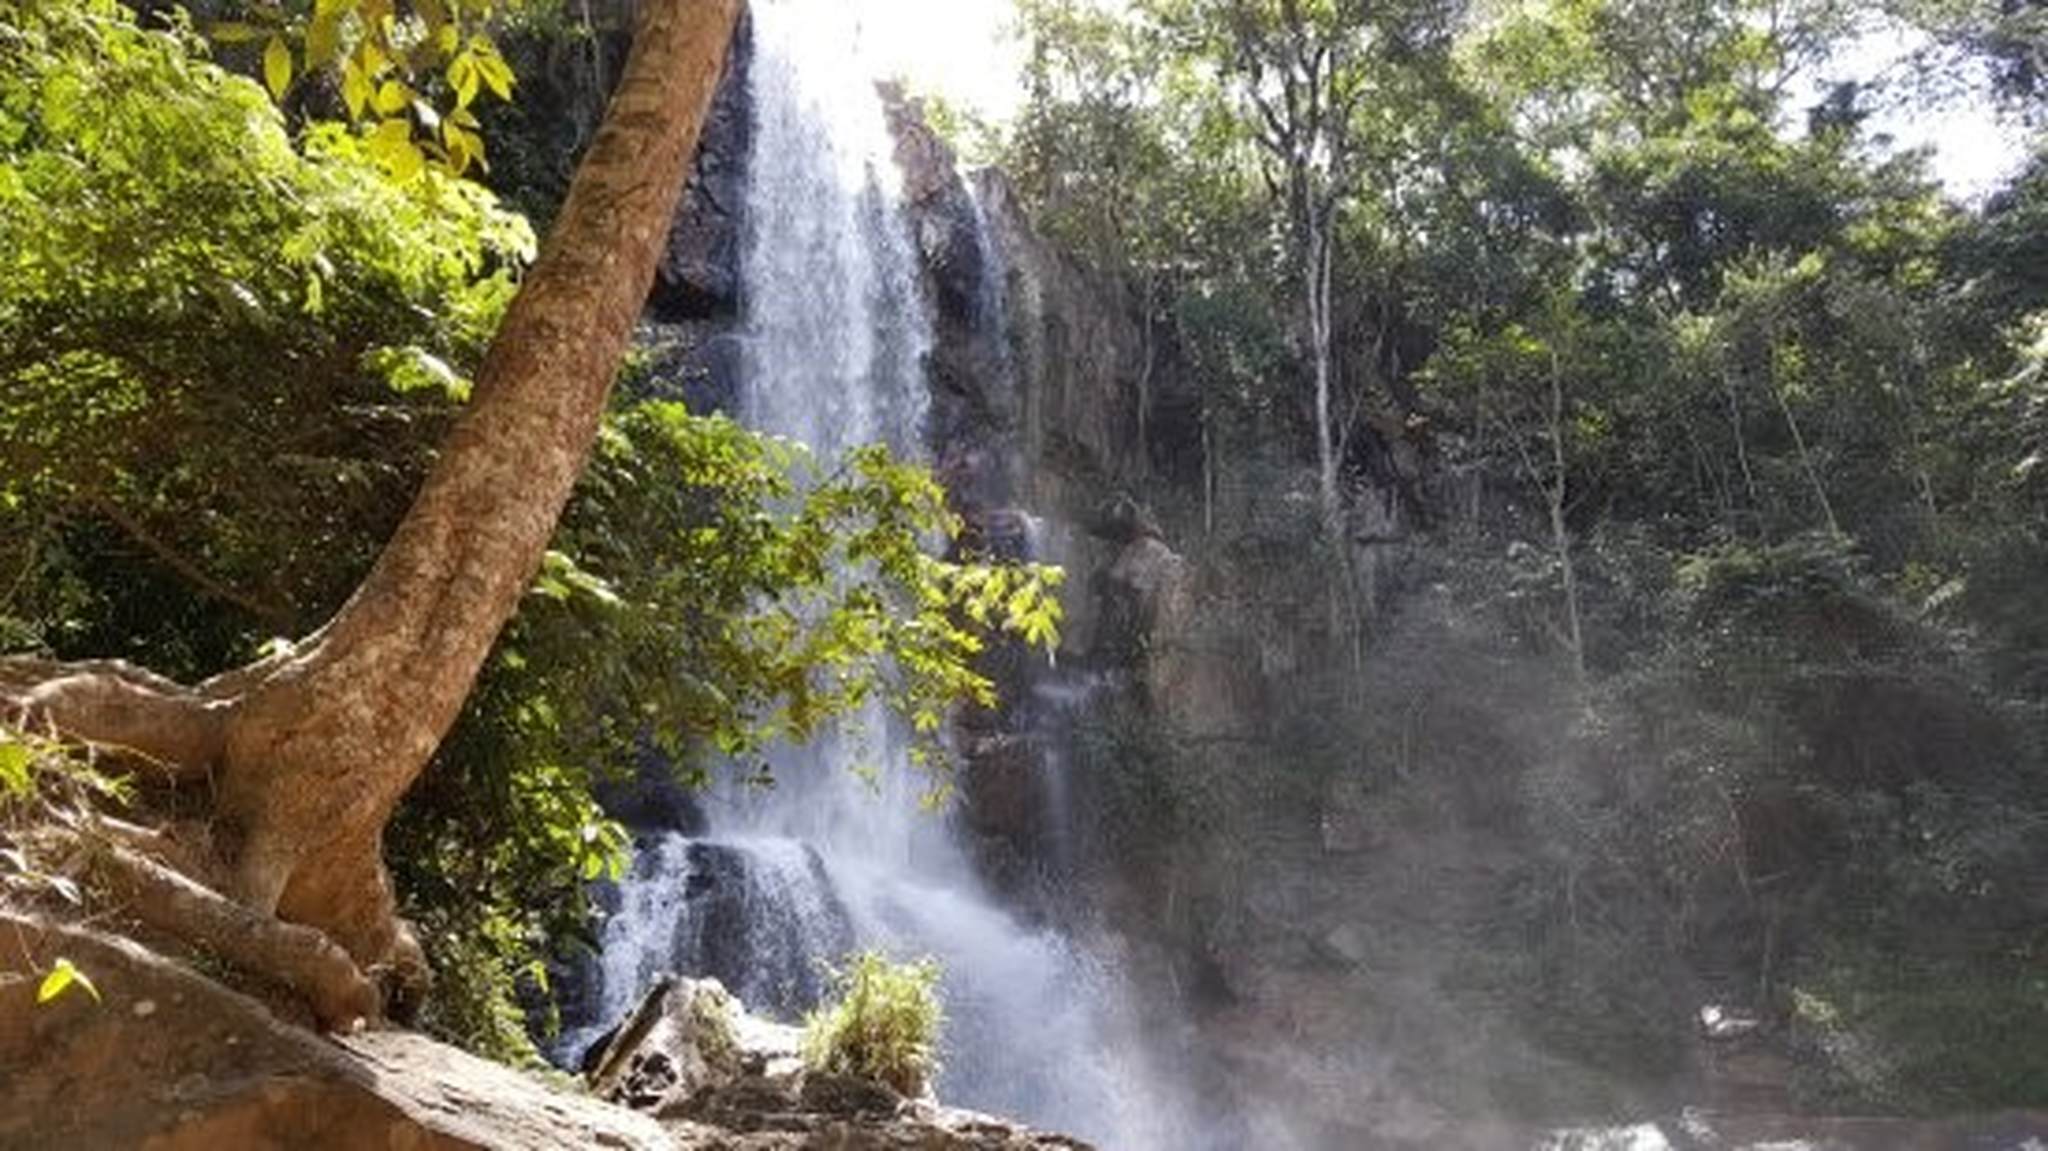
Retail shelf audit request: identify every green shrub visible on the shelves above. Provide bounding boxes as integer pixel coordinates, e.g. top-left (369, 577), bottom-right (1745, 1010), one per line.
top-left (801, 952), bottom-right (944, 1097)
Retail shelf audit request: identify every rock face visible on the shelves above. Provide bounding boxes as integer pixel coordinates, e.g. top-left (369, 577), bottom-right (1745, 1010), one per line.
top-left (0, 916), bottom-right (1096, 1151)
top-left (653, 7), bottom-right (753, 324)
top-left (632, 9), bottom-right (754, 417)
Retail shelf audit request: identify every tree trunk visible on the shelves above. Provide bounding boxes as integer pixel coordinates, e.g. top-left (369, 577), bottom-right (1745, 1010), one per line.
top-left (1547, 349), bottom-right (1586, 688)
top-left (4, 0), bottom-right (744, 1016)
top-left (1308, 218), bottom-right (1341, 544)
top-left (1721, 364), bottom-right (1760, 515)
top-left (1136, 274), bottom-right (1156, 478)
top-left (225, 0), bottom-right (743, 962)
top-left (1305, 211), bottom-right (1354, 643)
top-left (1769, 372), bottom-right (1841, 538)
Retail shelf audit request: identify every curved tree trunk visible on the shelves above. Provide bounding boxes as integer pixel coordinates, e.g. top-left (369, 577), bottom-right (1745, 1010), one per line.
top-left (3, 0), bottom-right (744, 1018)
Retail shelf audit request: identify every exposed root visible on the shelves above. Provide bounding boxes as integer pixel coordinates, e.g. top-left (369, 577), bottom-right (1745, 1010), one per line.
top-left (1, 646), bottom-right (409, 1027)
top-left (0, 656), bottom-right (230, 780)
top-left (84, 815), bottom-right (226, 891)
top-left (82, 836), bottom-right (380, 1030)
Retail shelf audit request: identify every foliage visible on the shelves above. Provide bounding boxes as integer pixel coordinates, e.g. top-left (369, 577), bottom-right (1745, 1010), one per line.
top-left (801, 951), bottom-right (945, 1098)
top-left (2, 0), bottom-right (2043, 1114)
top-left (391, 403), bottom-right (1060, 1059)
top-left (0, 0), bottom-right (531, 674)
top-left (1790, 941), bottom-right (2048, 1111)
top-left (1015, 0), bottom-right (2048, 1114)
top-left (35, 956), bottom-right (101, 1006)
top-left (0, 725), bottom-right (129, 913)
top-left (199, 0), bottom-right (549, 179)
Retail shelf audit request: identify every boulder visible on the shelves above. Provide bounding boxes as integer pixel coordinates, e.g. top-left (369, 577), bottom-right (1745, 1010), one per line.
top-left (589, 975), bottom-right (755, 1114)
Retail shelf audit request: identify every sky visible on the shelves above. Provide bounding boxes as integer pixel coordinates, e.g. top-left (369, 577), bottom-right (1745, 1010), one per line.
top-left (861, 0), bottom-right (2029, 198)
top-left (850, 0), bottom-right (1028, 121)
top-left (1813, 25), bottom-right (2031, 199)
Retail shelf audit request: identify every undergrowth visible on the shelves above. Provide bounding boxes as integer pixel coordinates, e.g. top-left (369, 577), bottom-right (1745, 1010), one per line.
top-left (801, 951), bottom-right (944, 1097)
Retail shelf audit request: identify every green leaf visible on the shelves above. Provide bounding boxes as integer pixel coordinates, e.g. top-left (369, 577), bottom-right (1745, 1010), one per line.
top-left (373, 80), bottom-right (412, 117)
top-left (37, 958), bottom-right (100, 1006)
top-left (0, 740), bottom-right (32, 796)
top-left (472, 41), bottom-right (514, 101)
top-left (342, 62), bottom-right (373, 121)
top-left (447, 53), bottom-right (480, 109)
top-left (366, 118), bottom-right (424, 183)
top-left (305, 12), bottom-right (343, 70)
top-left (263, 36), bottom-right (293, 101)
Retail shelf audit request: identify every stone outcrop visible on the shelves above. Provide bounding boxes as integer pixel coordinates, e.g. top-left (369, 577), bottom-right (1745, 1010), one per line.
top-left (580, 975), bottom-right (1094, 1150)
top-left (0, 913), bottom-right (678, 1151)
top-left (0, 915), bottom-right (1095, 1151)
top-left (632, 10), bottom-right (754, 416)
top-left (653, 7), bottom-right (753, 323)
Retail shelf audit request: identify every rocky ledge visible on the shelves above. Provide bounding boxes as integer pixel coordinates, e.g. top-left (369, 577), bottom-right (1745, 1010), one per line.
top-left (581, 974), bottom-right (1092, 1150)
top-left (0, 914), bottom-right (1089, 1151)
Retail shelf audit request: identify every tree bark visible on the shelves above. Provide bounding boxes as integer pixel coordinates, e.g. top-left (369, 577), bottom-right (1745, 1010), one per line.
top-left (4, 0), bottom-right (744, 1006)
top-left (222, 0), bottom-right (743, 962)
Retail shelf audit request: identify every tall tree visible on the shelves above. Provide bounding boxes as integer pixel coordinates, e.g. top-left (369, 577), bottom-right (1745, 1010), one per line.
top-left (1147, 0), bottom-right (1458, 575)
top-left (0, 0), bottom-right (744, 1020)
top-left (1155, 0), bottom-right (1369, 542)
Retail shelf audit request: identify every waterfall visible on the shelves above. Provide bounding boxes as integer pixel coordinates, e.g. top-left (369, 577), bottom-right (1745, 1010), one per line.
top-left (558, 3), bottom-right (1178, 1145)
top-left (738, 0), bottom-right (927, 462)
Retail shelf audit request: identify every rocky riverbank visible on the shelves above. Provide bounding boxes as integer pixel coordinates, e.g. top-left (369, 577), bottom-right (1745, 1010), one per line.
top-left (0, 913), bottom-right (1090, 1151)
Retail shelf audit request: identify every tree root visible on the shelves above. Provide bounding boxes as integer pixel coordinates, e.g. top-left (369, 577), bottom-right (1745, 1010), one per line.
top-left (80, 835), bottom-right (380, 1030)
top-left (0, 656), bottom-right (231, 780)
top-left (1, 647), bottom-right (406, 1026)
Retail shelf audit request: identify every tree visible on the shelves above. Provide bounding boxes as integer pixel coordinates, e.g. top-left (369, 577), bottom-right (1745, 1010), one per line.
top-left (1137, 0), bottom-right (1461, 647)
top-left (0, 2), bottom-right (535, 672)
top-left (1, 0), bottom-right (745, 1023)
top-left (1151, 0), bottom-right (1374, 545)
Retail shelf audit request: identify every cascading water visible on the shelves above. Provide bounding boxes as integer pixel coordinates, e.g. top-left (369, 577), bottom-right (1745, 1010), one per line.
top-left (560, 3), bottom-right (1178, 1145)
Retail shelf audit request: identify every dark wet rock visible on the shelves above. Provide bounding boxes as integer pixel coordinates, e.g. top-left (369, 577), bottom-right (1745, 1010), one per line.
top-left (652, 11), bottom-right (754, 322)
top-left (672, 842), bottom-right (854, 1018)
top-left (595, 750), bottom-right (710, 838)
